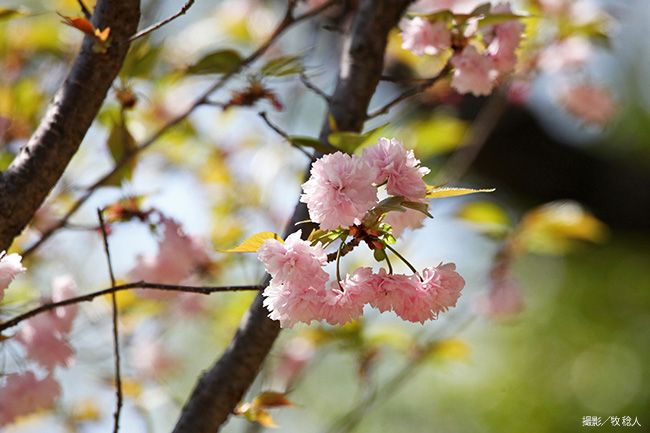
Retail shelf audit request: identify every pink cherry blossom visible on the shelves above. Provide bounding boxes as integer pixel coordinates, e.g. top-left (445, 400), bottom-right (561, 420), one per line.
top-left (411, 0), bottom-right (482, 14)
top-left (538, 36), bottom-right (592, 72)
top-left (262, 279), bottom-right (329, 327)
top-left (451, 46), bottom-right (498, 96)
top-left (558, 83), bottom-right (617, 126)
top-left (258, 231), bottom-right (328, 289)
top-left (482, 279), bottom-right (524, 317)
top-left (320, 268), bottom-right (374, 325)
top-left (486, 4), bottom-right (524, 74)
top-left (16, 313), bottom-right (75, 370)
top-left (401, 17), bottom-right (451, 56)
top-left (421, 263), bottom-right (465, 314)
top-left (275, 337), bottom-right (315, 388)
top-left (130, 217), bottom-right (211, 285)
top-left (0, 371), bottom-right (61, 426)
top-left (51, 275), bottom-right (78, 334)
top-left (0, 251), bottom-right (26, 300)
top-left (301, 152), bottom-right (378, 230)
top-left (362, 137), bottom-right (429, 201)
top-left (366, 269), bottom-right (421, 315)
top-left (384, 207), bottom-right (428, 237)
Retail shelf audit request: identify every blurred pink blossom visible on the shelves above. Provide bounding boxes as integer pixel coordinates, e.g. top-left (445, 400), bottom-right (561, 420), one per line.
top-left (486, 4), bottom-right (524, 74)
top-left (538, 37), bottom-right (592, 72)
top-left (16, 313), bottom-right (75, 370)
top-left (301, 152), bottom-right (379, 230)
top-left (0, 372), bottom-right (61, 426)
top-left (451, 46), bottom-right (498, 96)
top-left (130, 217), bottom-right (212, 285)
top-left (401, 17), bottom-right (451, 56)
top-left (384, 207), bottom-right (427, 237)
top-left (558, 83), bottom-right (617, 126)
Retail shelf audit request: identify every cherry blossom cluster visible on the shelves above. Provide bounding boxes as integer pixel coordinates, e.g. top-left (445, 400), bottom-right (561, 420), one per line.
top-left (400, 2), bottom-right (525, 96)
top-left (128, 216), bottom-right (212, 313)
top-left (1, 253), bottom-right (79, 426)
top-left (257, 138), bottom-right (465, 328)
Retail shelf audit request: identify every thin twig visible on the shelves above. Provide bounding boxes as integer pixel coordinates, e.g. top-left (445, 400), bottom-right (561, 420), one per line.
top-left (77, 0), bottom-right (92, 19)
top-left (20, 0), bottom-right (340, 259)
top-left (300, 73), bottom-right (331, 103)
top-left (97, 209), bottom-right (122, 433)
top-left (366, 86), bottom-right (425, 119)
top-left (0, 283), bottom-right (262, 332)
top-left (367, 71), bottom-right (448, 119)
top-left (258, 111), bottom-right (316, 160)
top-left (129, 0), bottom-right (196, 42)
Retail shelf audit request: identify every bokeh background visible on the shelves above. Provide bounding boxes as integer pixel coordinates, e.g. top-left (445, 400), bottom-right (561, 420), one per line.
top-left (1, 0), bottom-right (649, 432)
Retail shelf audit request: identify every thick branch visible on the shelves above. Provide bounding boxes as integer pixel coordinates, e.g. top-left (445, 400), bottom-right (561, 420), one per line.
top-left (171, 2), bottom-right (413, 432)
top-left (0, 0), bottom-right (141, 251)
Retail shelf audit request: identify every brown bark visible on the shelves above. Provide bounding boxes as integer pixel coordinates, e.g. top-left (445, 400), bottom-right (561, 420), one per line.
top-left (0, 0), bottom-right (141, 251)
top-left (171, 1), bottom-right (413, 432)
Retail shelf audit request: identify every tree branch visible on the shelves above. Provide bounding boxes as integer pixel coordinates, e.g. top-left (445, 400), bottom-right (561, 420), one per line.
top-left (20, 0), bottom-right (340, 258)
top-left (0, 0), bottom-right (141, 252)
top-left (171, 2), bottom-right (414, 432)
top-left (129, 0), bottom-right (195, 42)
top-left (97, 209), bottom-right (123, 433)
top-left (0, 282), bottom-right (261, 332)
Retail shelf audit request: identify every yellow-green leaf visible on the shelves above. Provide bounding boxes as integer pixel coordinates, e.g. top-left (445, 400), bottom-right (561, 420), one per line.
top-left (515, 201), bottom-right (608, 255)
top-left (186, 49), bottom-right (242, 75)
top-left (456, 201), bottom-right (511, 237)
top-left (103, 120), bottom-right (137, 186)
top-left (426, 186), bottom-right (495, 199)
top-left (0, 6), bottom-right (29, 21)
top-left (252, 391), bottom-right (293, 409)
top-left (221, 231), bottom-right (283, 253)
top-left (427, 338), bottom-right (471, 362)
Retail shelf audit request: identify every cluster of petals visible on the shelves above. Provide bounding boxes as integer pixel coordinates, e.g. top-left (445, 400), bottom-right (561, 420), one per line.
top-left (400, 17), bottom-right (451, 56)
top-left (301, 138), bottom-right (430, 231)
top-left (0, 372), bottom-right (61, 426)
top-left (361, 137), bottom-right (430, 201)
top-left (558, 83), bottom-right (617, 126)
top-left (0, 251), bottom-right (26, 301)
top-left (130, 217), bottom-right (212, 285)
top-left (16, 276), bottom-right (79, 370)
top-left (400, 3), bottom-right (525, 96)
top-left (300, 152), bottom-right (378, 230)
top-left (258, 234), bottom-right (464, 328)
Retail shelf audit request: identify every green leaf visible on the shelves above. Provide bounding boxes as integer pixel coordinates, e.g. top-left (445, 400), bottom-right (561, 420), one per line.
top-left (221, 231), bottom-right (283, 253)
top-left (469, 2), bottom-right (492, 16)
top-left (260, 55), bottom-right (304, 77)
top-left (186, 49), bottom-right (242, 75)
top-left (406, 10), bottom-right (454, 22)
top-left (288, 136), bottom-right (331, 154)
top-left (478, 12), bottom-right (527, 28)
top-left (103, 120), bottom-right (137, 186)
top-left (121, 42), bottom-right (163, 78)
top-left (328, 124), bottom-right (387, 154)
top-left (373, 248), bottom-right (387, 262)
top-left (0, 7), bottom-right (29, 21)
top-left (426, 186), bottom-right (495, 199)
top-left (402, 201), bottom-right (433, 218)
